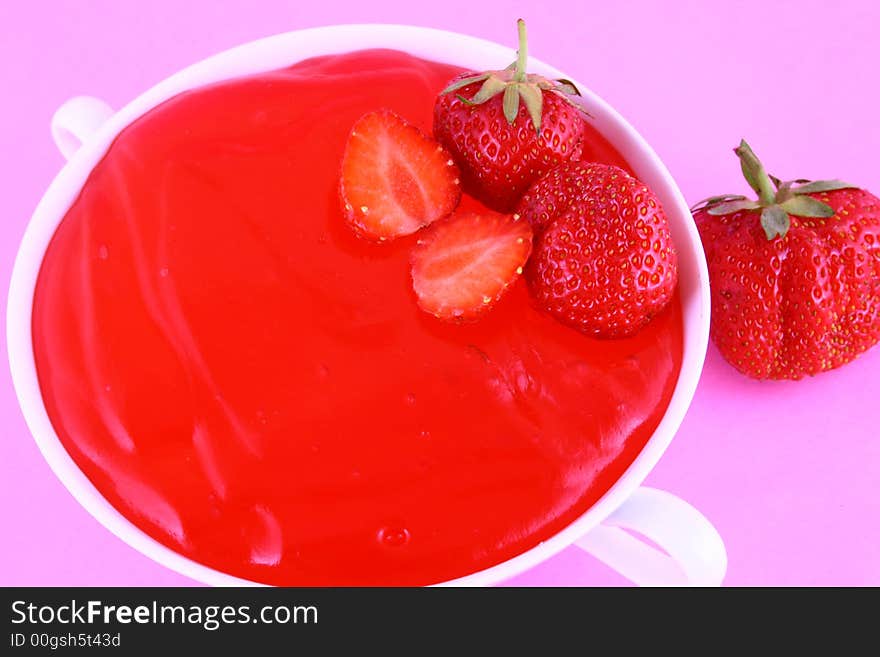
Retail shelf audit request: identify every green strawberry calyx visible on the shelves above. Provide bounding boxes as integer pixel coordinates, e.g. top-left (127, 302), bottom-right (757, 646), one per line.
top-left (439, 19), bottom-right (588, 134)
top-left (690, 139), bottom-right (858, 240)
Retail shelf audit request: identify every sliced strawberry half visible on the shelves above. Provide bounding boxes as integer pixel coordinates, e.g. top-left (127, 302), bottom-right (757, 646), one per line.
top-left (411, 209), bottom-right (533, 321)
top-left (339, 110), bottom-right (461, 241)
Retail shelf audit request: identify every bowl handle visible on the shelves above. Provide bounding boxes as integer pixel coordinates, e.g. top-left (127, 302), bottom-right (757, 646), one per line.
top-left (50, 96), bottom-right (115, 160)
top-left (575, 486), bottom-right (727, 586)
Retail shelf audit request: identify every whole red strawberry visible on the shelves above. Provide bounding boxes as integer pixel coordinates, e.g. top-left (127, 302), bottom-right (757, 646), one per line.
top-left (433, 19), bottom-right (588, 212)
top-left (522, 162), bottom-right (679, 338)
top-left (693, 140), bottom-right (880, 380)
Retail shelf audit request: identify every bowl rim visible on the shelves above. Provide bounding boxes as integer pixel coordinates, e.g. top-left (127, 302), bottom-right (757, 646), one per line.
top-left (6, 23), bottom-right (711, 587)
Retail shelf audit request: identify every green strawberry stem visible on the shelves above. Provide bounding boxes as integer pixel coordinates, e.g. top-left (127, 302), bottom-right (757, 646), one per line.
top-left (514, 19), bottom-right (528, 83)
top-left (735, 140), bottom-right (776, 206)
top-left (438, 19), bottom-right (588, 133)
top-left (691, 139), bottom-right (859, 240)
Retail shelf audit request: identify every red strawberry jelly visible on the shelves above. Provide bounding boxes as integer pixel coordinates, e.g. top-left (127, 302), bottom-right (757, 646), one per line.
top-left (32, 49), bottom-right (683, 585)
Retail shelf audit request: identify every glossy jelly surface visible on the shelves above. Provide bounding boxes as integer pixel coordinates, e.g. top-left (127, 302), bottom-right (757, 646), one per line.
top-left (32, 50), bottom-right (683, 585)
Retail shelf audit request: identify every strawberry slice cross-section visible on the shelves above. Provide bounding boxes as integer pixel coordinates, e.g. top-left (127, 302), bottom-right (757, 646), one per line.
top-left (411, 209), bottom-right (533, 321)
top-left (340, 110), bottom-right (461, 242)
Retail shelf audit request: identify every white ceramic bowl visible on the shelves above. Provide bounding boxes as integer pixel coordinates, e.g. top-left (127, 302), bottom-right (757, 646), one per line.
top-left (7, 24), bottom-right (725, 587)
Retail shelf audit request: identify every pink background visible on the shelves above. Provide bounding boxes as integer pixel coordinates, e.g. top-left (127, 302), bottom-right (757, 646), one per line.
top-left (2, 0), bottom-right (878, 586)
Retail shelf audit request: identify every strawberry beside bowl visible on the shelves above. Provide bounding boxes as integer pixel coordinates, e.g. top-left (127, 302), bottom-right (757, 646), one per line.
top-left (7, 24), bottom-right (725, 586)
